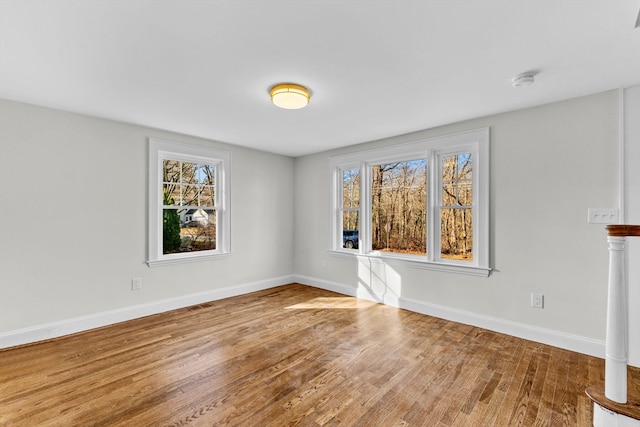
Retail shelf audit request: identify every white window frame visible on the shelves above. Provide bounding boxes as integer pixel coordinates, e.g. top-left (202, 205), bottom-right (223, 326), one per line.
top-left (330, 128), bottom-right (490, 277)
top-left (148, 138), bottom-right (231, 267)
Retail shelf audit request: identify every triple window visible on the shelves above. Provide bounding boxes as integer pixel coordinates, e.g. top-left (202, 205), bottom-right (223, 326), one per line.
top-left (331, 128), bottom-right (489, 276)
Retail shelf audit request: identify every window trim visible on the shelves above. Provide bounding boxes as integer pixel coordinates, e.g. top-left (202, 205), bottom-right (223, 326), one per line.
top-left (147, 138), bottom-right (231, 267)
top-left (329, 128), bottom-right (490, 277)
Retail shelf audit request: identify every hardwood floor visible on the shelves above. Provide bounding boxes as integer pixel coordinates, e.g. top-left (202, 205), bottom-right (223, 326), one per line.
top-left (1, 284), bottom-right (637, 426)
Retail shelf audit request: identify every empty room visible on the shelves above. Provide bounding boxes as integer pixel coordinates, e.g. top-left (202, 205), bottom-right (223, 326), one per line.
top-left (1, 1), bottom-right (639, 426)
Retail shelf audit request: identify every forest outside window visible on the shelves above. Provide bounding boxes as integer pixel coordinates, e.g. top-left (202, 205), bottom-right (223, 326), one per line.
top-left (148, 138), bottom-right (230, 267)
top-left (330, 128), bottom-right (490, 276)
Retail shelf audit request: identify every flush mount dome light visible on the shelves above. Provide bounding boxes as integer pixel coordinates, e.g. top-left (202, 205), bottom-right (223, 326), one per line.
top-left (270, 83), bottom-right (311, 109)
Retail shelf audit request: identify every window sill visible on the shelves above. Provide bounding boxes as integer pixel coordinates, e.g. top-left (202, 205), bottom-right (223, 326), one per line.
top-left (147, 252), bottom-right (231, 268)
top-left (328, 250), bottom-right (491, 277)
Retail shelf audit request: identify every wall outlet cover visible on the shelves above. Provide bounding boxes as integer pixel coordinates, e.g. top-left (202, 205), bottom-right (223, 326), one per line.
top-left (531, 293), bottom-right (544, 309)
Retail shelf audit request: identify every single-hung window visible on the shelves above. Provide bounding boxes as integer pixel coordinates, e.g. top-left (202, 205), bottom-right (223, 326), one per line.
top-left (330, 128), bottom-right (489, 276)
top-left (148, 138), bottom-right (230, 267)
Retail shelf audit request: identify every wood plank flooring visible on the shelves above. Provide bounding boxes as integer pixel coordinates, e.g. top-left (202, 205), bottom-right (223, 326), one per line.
top-left (1, 283), bottom-right (637, 426)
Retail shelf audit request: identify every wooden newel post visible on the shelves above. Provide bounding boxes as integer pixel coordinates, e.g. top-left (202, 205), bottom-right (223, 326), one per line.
top-left (605, 225), bottom-right (640, 404)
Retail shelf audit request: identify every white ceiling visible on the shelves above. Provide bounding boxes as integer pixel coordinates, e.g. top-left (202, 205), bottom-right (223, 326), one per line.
top-left (1, 1), bottom-right (639, 157)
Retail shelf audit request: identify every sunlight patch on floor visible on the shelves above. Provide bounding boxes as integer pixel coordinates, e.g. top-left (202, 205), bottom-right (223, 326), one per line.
top-left (285, 297), bottom-right (378, 309)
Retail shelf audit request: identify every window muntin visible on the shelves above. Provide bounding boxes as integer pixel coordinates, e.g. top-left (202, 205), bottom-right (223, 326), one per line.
top-left (148, 138), bottom-right (230, 267)
top-left (330, 128), bottom-right (489, 276)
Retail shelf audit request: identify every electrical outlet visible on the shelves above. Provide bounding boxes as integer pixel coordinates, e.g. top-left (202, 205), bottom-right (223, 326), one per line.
top-left (131, 278), bottom-right (142, 290)
top-left (587, 208), bottom-right (618, 224)
top-left (531, 293), bottom-right (544, 309)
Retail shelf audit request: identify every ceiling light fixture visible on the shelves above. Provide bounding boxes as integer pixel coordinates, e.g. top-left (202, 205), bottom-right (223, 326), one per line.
top-left (270, 83), bottom-right (311, 109)
top-left (512, 73), bottom-right (536, 88)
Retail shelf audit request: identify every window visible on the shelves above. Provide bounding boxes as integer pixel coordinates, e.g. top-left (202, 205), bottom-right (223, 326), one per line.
top-left (330, 128), bottom-right (489, 276)
top-left (148, 138), bottom-right (230, 267)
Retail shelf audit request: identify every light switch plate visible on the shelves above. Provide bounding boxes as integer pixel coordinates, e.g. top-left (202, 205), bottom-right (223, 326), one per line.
top-left (587, 208), bottom-right (618, 224)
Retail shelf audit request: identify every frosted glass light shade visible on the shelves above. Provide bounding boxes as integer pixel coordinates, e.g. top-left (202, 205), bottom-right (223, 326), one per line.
top-left (270, 83), bottom-right (310, 109)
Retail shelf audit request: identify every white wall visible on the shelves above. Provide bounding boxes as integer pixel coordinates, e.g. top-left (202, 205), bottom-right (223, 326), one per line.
top-left (0, 99), bottom-right (294, 341)
top-left (294, 90), bottom-right (622, 359)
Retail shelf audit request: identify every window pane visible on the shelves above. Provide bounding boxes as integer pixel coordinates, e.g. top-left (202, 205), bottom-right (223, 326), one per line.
top-left (441, 153), bottom-right (472, 206)
top-left (182, 210), bottom-right (216, 252)
top-left (440, 208), bottom-right (473, 261)
top-left (342, 211), bottom-right (359, 249)
top-left (163, 208), bottom-right (217, 254)
top-left (371, 159), bottom-right (427, 255)
top-left (182, 184), bottom-right (199, 206)
top-left (342, 168), bottom-right (360, 208)
top-left (163, 160), bottom-right (181, 183)
top-left (163, 208), bottom-right (183, 253)
top-left (199, 164), bottom-right (215, 186)
top-left (181, 162), bottom-right (197, 184)
top-left (163, 184), bottom-right (180, 206)
top-left (200, 186), bottom-right (215, 207)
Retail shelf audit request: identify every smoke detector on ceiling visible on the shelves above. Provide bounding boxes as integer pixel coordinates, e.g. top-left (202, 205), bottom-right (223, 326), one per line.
top-left (512, 73), bottom-right (536, 88)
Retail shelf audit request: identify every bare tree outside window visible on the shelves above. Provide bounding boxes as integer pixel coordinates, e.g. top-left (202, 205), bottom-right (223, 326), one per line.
top-left (371, 159), bottom-right (427, 255)
top-left (330, 128), bottom-right (488, 275)
top-left (440, 153), bottom-right (473, 260)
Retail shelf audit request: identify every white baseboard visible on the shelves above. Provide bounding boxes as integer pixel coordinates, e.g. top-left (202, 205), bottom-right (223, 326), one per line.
top-left (0, 275), bottom-right (294, 349)
top-left (1, 273), bottom-right (608, 361)
top-left (294, 274), bottom-right (606, 360)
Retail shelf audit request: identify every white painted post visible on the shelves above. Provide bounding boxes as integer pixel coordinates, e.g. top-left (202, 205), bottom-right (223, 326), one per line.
top-left (605, 233), bottom-right (628, 403)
